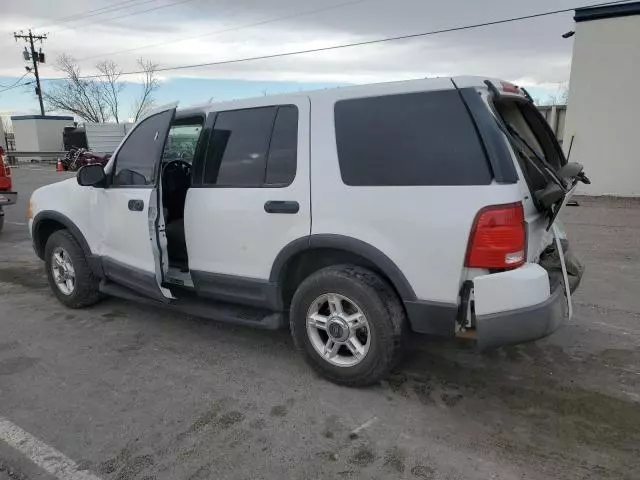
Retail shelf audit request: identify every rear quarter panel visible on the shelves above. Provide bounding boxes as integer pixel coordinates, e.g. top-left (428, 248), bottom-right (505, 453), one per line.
top-left (309, 83), bottom-right (524, 304)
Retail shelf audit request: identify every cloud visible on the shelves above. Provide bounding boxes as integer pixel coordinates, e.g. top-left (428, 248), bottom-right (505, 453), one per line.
top-left (0, 0), bottom-right (580, 90)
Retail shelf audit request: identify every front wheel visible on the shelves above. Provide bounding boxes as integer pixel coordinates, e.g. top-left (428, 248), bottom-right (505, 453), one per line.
top-left (44, 230), bottom-right (103, 308)
top-left (290, 266), bottom-right (407, 387)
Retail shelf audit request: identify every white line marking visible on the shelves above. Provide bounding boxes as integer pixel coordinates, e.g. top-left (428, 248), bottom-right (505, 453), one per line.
top-left (350, 416), bottom-right (378, 438)
top-left (6, 222), bottom-right (27, 226)
top-left (0, 416), bottom-right (103, 480)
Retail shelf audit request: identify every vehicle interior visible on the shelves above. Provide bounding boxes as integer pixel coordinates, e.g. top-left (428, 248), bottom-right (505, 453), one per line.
top-left (493, 98), bottom-right (565, 196)
top-left (160, 116), bottom-right (204, 274)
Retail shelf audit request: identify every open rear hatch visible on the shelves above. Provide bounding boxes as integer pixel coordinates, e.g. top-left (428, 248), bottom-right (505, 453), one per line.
top-left (486, 80), bottom-right (590, 232)
top-left (465, 81), bottom-right (589, 347)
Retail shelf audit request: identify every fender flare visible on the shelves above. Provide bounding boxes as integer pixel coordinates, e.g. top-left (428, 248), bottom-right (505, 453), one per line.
top-left (32, 211), bottom-right (93, 260)
top-left (269, 234), bottom-right (417, 301)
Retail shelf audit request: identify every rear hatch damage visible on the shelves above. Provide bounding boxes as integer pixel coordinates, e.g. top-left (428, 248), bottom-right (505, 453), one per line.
top-left (455, 80), bottom-right (589, 348)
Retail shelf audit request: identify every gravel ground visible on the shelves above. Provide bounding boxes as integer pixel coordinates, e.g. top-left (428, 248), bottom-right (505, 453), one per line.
top-left (0, 167), bottom-right (638, 480)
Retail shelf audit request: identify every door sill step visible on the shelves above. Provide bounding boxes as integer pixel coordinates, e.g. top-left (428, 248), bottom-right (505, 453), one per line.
top-left (165, 266), bottom-right (194, 288)
top-left (99, 280), bottom-right (284, 330)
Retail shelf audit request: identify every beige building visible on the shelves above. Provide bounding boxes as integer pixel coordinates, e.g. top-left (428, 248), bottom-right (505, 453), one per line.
top-left (563, 2), bottom-right (640, 196)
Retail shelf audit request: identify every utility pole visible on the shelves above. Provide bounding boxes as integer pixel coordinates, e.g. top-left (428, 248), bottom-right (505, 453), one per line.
top-left (14, 30), bottom-right (47, 116)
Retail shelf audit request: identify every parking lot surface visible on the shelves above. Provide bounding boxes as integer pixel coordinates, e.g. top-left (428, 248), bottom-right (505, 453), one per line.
top-left (0, 167), bottom-right (639, 480)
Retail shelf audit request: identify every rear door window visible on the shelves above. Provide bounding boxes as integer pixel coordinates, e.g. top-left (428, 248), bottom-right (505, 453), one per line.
top-left (201, 105), bottom-right (298, 187)
top-left (265, 106), bottom-right (298, 186)
top-left (334, 90), bottom-right (492, 186)
top-left (203, 107), bottom-right (276, 186)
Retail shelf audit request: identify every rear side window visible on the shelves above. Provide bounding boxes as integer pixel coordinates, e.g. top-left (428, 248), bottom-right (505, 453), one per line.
top-left (334, 90), bottom-right (492, 186)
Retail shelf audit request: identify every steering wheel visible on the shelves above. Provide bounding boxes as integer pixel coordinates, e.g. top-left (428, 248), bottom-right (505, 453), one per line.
top-left (162, 159), bottom-right (191, 178)
top-left (162, 160), bottom-right (192, 223)
top-left (162, 159), bottom-right (192, 198)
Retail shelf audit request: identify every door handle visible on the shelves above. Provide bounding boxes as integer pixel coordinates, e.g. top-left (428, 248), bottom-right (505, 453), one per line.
top-left (128, 199), bottom-right (144, 211)
top-left (264, 200), bottom-right (299, 214)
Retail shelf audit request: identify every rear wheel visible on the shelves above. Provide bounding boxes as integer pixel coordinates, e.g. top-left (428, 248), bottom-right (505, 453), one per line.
top-left (290, 266), bottom-right (407, 386)
top-left (45, 230), bottom-right (103, 308)
top-left (0, 210), bottom-right (4, 233)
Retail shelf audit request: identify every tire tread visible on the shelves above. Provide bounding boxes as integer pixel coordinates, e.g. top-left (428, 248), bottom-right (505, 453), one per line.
top-left (290, 265), bottom-right (407, 387)
top-left (45, 229), bottom-right (103, 308)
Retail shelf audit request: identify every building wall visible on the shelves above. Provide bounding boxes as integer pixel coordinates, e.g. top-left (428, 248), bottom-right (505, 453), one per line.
top-left (0, 119), bottom-right (6, 152)
top-left (12, 119), bottom-right (39, 153)
top-left (35, 119), bottom-right (74, 152)
top-left (537, 105), bottom-right (567, 145)
top-left (11, 116), bottom-right (74, 162)
top-left (85, 123), bottom-right (133, 153)
top-left (563, 14), bottom-right (640, 196)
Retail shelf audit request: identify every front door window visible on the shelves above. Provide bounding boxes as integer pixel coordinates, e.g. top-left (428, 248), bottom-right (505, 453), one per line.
top-left (112, 109), bottom-right (175, 187)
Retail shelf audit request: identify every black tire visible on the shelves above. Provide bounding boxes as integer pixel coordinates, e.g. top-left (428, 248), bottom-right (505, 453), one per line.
top-left (44, 229), bottom-right (103, 308)
top-left (290, 265), bottom-right (407, 387)
top-left (0, 213), bottom-right (4, 233)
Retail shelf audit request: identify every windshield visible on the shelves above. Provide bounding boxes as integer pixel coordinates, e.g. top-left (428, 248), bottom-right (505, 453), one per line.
top-left (161, 122), bottom-right (203, 165)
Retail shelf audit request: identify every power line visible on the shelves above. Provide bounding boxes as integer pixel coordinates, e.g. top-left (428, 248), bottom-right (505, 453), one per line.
top-left (42, 0), bottom-right (634, 81)
top-left (0, 72), bottom-right (29, 89)
top-left (50, 0), bottom-right (160, 31)
top-left (53, 0), bottom-right (200, 33)
top-left (79, 0), bottom-right (374, 61)
top-left (0, 81), bottom-right (34, 95)
top-left (34, 0), bottom-right (155, 29)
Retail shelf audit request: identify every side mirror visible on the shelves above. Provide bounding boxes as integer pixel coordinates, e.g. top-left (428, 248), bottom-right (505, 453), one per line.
top-left (77, 164), bottom-right (106, 187)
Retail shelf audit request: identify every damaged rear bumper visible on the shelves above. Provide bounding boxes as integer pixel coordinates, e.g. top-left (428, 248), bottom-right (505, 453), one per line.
top-left (475, 281), bottom-right (567, 349)
top-left (471, 241), bottom-right (583, 349)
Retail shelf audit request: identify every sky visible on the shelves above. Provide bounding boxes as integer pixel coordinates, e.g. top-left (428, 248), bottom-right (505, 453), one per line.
top-left (0, 0), bottom-right (589, 121)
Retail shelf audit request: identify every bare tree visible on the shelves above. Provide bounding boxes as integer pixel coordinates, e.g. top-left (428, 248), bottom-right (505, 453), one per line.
top-left (538, 83), bottom-right (569, 106)
top-left (96, 60), bottom-right (124, 123)
top-left (44, 55), bottom-right (160, 123)
top-left (44, 54), bottom-right (110, 123)
top-left (132, 58), bottom-right (160, 121)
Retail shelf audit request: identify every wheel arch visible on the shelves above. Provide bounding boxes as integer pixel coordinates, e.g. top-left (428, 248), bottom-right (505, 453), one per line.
top-left (270, 234), bottom-right (417, 309)
top-left (32, 211), bottom-right (92, 261)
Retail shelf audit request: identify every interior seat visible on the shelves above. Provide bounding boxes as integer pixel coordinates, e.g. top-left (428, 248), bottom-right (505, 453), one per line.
top-left (162, 161), bottom-right (191, 224)
top-left (162, 161), bottom-right (191, 267)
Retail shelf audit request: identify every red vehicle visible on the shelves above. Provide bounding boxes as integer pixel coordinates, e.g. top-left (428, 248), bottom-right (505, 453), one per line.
top-left (0, 146), bottom-right (17, 233)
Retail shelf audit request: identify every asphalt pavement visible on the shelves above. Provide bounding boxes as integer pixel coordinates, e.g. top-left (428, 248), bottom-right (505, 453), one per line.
top-left (0, 167), bottom-right (638, 480)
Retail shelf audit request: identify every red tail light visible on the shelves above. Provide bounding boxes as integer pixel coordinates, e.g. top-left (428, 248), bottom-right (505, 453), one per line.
top-left (0, 152), bottom-right (12, 191)
top-left (500, 81), bottom-right (520, 94)
top-left (466, 203), bottom-right (526, 269)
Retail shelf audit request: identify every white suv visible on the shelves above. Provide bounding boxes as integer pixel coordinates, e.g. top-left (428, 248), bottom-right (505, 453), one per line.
top-left (29, 77), bottom-right (586, 386)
